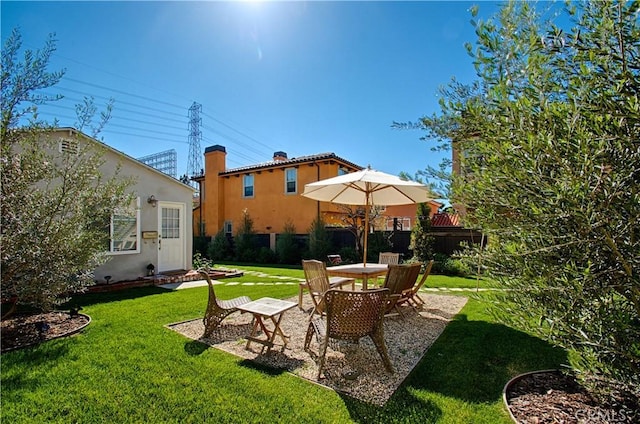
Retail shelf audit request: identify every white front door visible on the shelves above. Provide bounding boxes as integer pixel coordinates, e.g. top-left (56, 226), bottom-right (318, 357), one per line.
top-left (158, 202), bottom-right (185, 272)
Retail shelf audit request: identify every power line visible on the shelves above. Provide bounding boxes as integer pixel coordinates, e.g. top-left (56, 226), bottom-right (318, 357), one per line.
top-left (64, 77), bottom-right (186, 110)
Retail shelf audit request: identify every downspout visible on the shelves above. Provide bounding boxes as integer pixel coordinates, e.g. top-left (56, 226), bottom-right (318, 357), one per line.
top-left (198, 179), bottom-right (203, 236)
top-left (314, 161), bottom-right (321, 220)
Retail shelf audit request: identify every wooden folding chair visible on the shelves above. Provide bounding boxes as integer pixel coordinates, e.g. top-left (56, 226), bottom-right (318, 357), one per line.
top-left (299, 259), bottom-right (354, 314)
top-left (199, 270), bottom-right (251, 338)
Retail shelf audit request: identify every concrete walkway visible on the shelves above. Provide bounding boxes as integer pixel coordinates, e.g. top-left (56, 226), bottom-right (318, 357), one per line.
top-left (157, 271), bottom-right (499, 292)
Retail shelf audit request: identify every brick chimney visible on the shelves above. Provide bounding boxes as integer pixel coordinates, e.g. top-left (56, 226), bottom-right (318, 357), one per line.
top-left (273, 151), bottom-right (288, 162)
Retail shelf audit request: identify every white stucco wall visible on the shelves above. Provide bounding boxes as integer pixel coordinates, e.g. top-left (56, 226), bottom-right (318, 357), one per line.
top-left (50, 129), bottom-right (194, 283)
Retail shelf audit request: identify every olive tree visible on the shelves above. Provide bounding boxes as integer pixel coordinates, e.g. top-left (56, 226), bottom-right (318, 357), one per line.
top-left (420, 1), bottom-right (639, 399)
top-left (1, 29), bottom-right (132, 315)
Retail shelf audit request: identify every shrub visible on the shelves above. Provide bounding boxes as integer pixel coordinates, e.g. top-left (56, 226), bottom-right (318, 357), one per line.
top-left (308, 216), bottom-right (332, 261)
top-left (234, 209), bottom-right (257, 262)
top-left (276, 220), bottom-right (301, 265)
top-left (256, 247), bottom-right (278, 264)
top-left (432, 253), bottom-right (469, 277)
top-left (338, 247), bottom-right (359, 264)
top-left (366, 231), bottom-right (393, 263)
top-left (207, 229), bottom-right (233, 261)
top-left (410, 203), bottom-right (435, 263)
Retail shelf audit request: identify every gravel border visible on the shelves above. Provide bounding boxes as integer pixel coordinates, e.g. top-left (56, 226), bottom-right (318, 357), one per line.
top-left (168, 294), bottom-right (467, 405)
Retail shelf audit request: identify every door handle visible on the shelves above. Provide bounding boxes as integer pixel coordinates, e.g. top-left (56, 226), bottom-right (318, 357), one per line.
top-left (158, 237), bottom-right (161, 250)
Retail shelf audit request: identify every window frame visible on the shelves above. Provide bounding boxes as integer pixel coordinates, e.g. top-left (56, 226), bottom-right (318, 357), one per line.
top-left (108, 197), bottom-right (141, 255)
top-left (243, 174), bottom-right (254, 198)
top-left (284, 168), bottom-right (297, 194)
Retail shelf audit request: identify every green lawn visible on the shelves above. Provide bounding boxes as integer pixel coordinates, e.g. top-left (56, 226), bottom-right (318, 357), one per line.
top-left (1, 266), bottom-right (566, 423)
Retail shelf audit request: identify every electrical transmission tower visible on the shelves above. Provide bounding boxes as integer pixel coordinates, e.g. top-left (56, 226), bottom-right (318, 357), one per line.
top-left (187, 101), bottom-right (203, 189)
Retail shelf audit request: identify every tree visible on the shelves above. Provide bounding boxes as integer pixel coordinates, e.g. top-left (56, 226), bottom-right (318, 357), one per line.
top-left (336, 204), bottom-right (384, 260)
top-left (421, 1), bottom-right (640, 399)
top-left (234, 208), bottom-right (257, 262)
top-left (276, 219), bottom-right (301, 264)
top-left (307, 216), bottom-right (332, 261)
top-left (410, 203), bottom-right (434, 263)
top-left (207, 229), bottom-right (233, 261)
top-left (1, 29), bottom-right (132, 315)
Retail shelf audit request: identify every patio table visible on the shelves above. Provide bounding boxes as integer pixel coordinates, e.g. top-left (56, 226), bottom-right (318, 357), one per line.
top-left (237, 297), bottom-right (297, 353)
top-left (326, 263), bottom-right (388, 290)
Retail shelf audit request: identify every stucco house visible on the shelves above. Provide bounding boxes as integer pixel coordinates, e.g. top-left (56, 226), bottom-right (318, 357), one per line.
top-left (46, 128), bottom-right (194, 283)
top-left (193, 145), bottom-right (441, 242)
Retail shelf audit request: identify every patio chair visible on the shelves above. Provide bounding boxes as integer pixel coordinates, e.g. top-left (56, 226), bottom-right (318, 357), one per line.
top-left (304, 288), bottom-right (393, 379)
top-left (398, 260), bottom-right (435, 311)
top-left (300, 260), bottom-right (355, 314)
top-left (378, 252), bottom-right (400, 265)
top-left (382, 263), bottom-right (422, 318)
top-left (199, 270), bottom-right (252, 338)
top-left (374, 252), bottom-right (401, 286)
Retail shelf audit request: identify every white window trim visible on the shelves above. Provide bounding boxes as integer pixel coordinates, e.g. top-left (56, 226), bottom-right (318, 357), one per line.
top-left (243, 174), bottom-right (254, 198)
top-left (108, 197), bottom-right (141, 255)
top-left (284, 168), bottom-right (297, 195)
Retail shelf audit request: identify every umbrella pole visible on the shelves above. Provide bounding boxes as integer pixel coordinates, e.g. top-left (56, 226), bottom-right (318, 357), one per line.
top-left (363, 190), bottom-right (369, 267)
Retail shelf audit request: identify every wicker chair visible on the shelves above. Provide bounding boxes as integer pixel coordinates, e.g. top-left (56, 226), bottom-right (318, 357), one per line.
top-left (382, 263), bottom-right (422, 318)
top-left (399, 260), bottom-right (435, 310)
top-left (199, 270), bottom-right (252, 338)
top-left (299, 260), bottom-right (355, 314)
top-left (304, 288), bottom-right (393, 379)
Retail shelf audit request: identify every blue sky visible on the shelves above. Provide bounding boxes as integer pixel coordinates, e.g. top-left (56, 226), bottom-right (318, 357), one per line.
top-left (2, 1), bottom-right (502, 199)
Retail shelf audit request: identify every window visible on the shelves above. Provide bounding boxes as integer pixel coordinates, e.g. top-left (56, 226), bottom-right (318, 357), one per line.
top-left (285, 168), bottom-right (297, 194)
top-left (338, 167), bottom-right (349, 176)
top-left (243, 174), bottom-right (254, 198)
top-left (58, 138), bottom-right (79, 155)
top-left (110, 197), bottom-right (140, 254)
top-left (224, 221), bottom-right (233, 234)
top-left (385, 217), bottom-right (411, 231)
top-left (162, 207), bottom-right (180, 239)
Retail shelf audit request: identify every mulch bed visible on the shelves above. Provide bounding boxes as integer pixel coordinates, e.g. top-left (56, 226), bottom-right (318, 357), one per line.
top-left (505, 370), bottom-right (638, 423)
top-left (1, 311), bottom-right (90, 353)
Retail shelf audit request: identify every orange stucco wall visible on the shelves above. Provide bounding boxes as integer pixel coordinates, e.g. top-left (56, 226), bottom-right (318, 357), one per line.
top-left (195, 147), bottom-right (440, 237)
top-left (196, 148), bottom-right (360, 236)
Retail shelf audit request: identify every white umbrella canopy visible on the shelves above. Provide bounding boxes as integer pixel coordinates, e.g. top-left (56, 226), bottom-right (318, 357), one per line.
top-left (302, 167), bottom-right (433, 265)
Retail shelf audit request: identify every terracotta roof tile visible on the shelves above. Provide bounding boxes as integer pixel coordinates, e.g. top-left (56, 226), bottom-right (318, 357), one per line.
top-left (220, 152), bottom-right (362, 175)
top-left (431, 213), bottom-right (460, 227)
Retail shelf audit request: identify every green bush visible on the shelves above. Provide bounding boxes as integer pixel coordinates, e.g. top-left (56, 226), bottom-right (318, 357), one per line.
top-left (366, 231), bottom-right (393, 263)
top-left (192, 252), bottom-right (214, 270)
top-left (308, 216), bottom-right (332, 261)
top-left (276, 220), bottom-right (301, 265)
top-left (256, 247), bottom-right (277, 264)
top-left (193, 236), bottom-right (211, 257)
top-left (234, 210), bottom-right (257, 262)
top-left (410, 203), bottom-right (435, 263)
top-left (338, 247), bottom-right (359, 264)
top-left (207, 229), bottom-right (233, 261)
top-left (432, 253), bottom-right (470, 277)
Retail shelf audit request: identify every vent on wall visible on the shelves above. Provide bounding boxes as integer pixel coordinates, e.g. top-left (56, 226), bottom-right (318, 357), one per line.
top-left (58, 138), bottom-right (79, 155)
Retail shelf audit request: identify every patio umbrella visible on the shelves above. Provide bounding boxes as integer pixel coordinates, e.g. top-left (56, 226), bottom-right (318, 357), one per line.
top-left (301, 167), bottom-right (433, 265)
